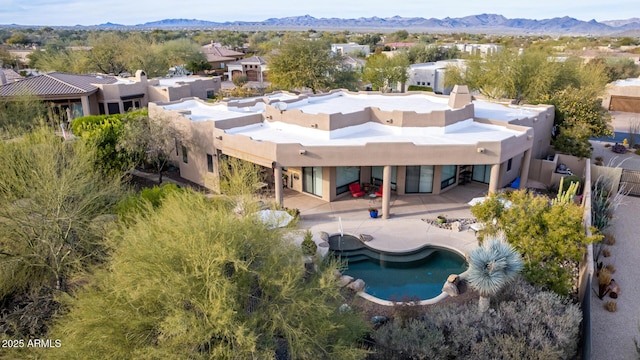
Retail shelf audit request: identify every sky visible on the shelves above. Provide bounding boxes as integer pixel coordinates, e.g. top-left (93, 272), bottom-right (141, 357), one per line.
top-left (0, 0), bottom-right (637, 26)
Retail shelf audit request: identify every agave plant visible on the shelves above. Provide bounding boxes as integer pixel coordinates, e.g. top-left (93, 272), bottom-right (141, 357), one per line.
top-left (466, 233), bottom-right (523, 313)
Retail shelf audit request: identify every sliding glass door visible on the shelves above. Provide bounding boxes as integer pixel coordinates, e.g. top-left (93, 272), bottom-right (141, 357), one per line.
top-left (303, 167), bottom-right (323, 197)
top-left (472, 165), bottom-right (491, 184)
top-left (405, 165), bottom-right (434, 193)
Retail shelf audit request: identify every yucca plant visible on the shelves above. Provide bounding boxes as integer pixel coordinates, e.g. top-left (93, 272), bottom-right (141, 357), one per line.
top-left (466, 234), bottom-right (523, 313)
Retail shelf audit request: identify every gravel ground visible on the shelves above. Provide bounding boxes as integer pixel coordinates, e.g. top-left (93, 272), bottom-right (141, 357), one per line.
top-left (590, 195), bottom-right (640, 360)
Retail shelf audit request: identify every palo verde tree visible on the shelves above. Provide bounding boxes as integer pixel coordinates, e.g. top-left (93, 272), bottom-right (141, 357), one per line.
top-left (0, 93), bottom-right (50, 139)
top-left (445, 49), bottom-right (611, 157)
top-left (471, 190), bottom-right (599, 296)
top-left (49, 191), bottom-right (368, 359)
top-left (117, 110), bottom-right (185, 184)
top-left (0, 128), bottom-right (123, 337)
top-left (267, 37), bottom-right (341, 93)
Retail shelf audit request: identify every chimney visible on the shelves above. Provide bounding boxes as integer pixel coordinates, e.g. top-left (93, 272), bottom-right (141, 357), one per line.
top-left (448, 85), bottom-right (472, 109)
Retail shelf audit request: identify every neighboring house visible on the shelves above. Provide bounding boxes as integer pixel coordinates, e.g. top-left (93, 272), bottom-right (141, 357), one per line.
top-left (341, 56), bottom-right (366, 72)
top-left (150, 86), bottom-right (554, 216)
top-left (0, 70), bottom-right (221, 119)
top-left (0, 68), bottom-right (24, 84)
top-left (407, 60), bottom-right (466, 95)
top-left (602, 77), bottom-right (640, 113)
top-left (200, 41), bottom-right (245, 79)
top-left (441, 43), bottom-right (503, 57)
top-left (226, 56), bottom-right (268, 83)
top-left (384, 42), bottom-right (416, 50)
top-left (331, 43), bottom-right (370, 57)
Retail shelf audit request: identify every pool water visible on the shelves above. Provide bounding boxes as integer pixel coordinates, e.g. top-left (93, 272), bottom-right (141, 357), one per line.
top-left (328, 234), bottom-right (467, 301)
top-left (343, 251), bottom-right (467, 301)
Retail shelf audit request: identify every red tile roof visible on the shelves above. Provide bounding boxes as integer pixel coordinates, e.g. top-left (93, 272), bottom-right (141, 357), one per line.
top-left (201, 43), bottom-right (245, 63)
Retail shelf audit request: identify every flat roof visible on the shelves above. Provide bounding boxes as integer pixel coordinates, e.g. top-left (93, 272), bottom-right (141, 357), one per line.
top-left (226, 118), bottom-right (524, 146)
top-left (156, 76), bottom-right (209, 87)
top-left (473, 100), bottom-right (544, 122)
top-left (612, 78), bottom-right (640, 87)
top-left (162, 99), bottom-right (264, 121)
top-left (285, 91), bottom-right (451, 114)
top-left (156, 91), bottom-right (538, 145)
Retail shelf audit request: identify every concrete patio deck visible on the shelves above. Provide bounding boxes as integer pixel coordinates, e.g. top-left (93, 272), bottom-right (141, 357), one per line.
top-left (284, 182), bottom-right (489, 255)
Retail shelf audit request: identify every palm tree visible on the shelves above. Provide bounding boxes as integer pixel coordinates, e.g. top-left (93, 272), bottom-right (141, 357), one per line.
top-left (466, 233), bottom-right (523, 313)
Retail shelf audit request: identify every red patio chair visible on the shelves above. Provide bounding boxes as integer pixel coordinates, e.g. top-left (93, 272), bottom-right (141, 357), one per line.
top-left (375, 183), bottom-right (384, 197)
top-left (349, 183), bottom-right (366, 197)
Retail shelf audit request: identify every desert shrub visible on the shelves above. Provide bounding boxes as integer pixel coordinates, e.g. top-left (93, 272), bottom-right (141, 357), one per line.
top-left (371, 318), bottom-right (449, 359)
top-left (605, 301), bottom-right (617, 312)
top-left (407, 85), bottom-right (434, 92)
top-left (604, 233), bottom-right (616, 245)
top-left (604, 143), bottom-right (612, 147)
top-left (391, 297), bottom-right (423, 323)
top-left (116, 183), bottom-right (183, 222)
top-left (635, 148), bottom-right (640, 156)
top-left (604, 263), bottom-right (617, 274)
top-left (372, 278), bottom-right (582, 359)
top-left (603, 248), bottom-right (611, 257)
top-left (301, 230), bottom-right (317, 256)
top-left (611, 143), bottom-right (627, 154)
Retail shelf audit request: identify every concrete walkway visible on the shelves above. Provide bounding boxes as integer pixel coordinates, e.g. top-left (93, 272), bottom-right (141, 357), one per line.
top-left (589, 113), bottom-right (640, 359)
top-left (591, 195), bottom-right (640, 360)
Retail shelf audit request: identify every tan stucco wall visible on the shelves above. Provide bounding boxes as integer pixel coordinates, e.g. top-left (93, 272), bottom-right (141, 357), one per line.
top-left (151, 92), bottom-right (549, 201)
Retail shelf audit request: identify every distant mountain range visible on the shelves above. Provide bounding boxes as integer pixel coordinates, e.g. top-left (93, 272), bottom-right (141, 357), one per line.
top-left (5, 14), bottom-right (640, 35)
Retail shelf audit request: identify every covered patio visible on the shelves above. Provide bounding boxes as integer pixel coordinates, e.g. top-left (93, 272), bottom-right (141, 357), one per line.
top-left (283, 182), bottom-right (489, 254)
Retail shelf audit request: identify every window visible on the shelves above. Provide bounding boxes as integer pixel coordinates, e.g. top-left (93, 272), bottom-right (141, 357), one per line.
top-left (175, 139), bottom-right (179, 156)
top-left (99, 103), bottom-right (105, 115)
top-left (107, 102), bottom-right (120, 114)
top-left (440, 165), bottom-right (457, 190)
top-left (182, 145), bottom-right (188, 163)
top-left (336, 166), bottom-right (360, 195)
top-left (123, 100), bottom-right (133, 112)
top-left (206, 90), bottom-right (215, 99)
top-left (507, 158), bottom-right (513, 171)
top-left (207, 154), bottom-right (214, 172)
top-left (371, 166), bottom-right (397, 190)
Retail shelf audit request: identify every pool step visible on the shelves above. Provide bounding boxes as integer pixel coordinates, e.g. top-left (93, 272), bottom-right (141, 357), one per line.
top-left (333, 247), bottom-right (437, 265)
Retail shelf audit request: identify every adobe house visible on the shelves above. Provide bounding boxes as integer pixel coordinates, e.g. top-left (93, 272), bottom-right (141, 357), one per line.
top-left (200, 41), bottom-right (245, 80)
top-left (0, 70), bottom-right (221, 119)
top-left (150, 86), bottom-right (554, 218)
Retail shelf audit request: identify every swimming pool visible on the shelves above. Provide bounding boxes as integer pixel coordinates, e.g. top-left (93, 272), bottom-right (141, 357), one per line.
top-left (329, 234), bottom-right (467, 301)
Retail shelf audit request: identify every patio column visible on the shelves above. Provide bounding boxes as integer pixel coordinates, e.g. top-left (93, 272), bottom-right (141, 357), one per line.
top-left (382, 165), bottom-right (391, 219)
top-left (519, 149), bottom-right (532, 190)
top-left (488, 163), bottom-right (501, 193)
top-left (274, 165), bottom-right (283, 207)
top-left (80, 95), bottom-right (91, 116)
